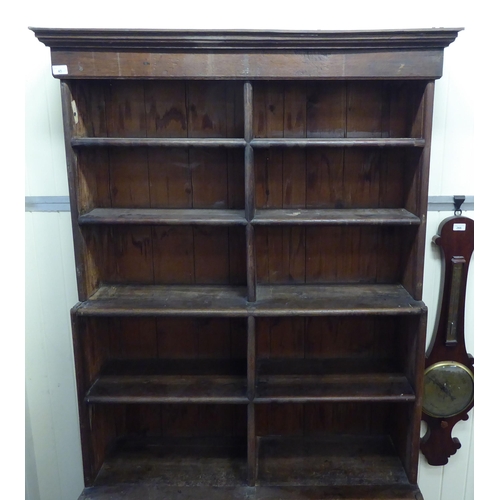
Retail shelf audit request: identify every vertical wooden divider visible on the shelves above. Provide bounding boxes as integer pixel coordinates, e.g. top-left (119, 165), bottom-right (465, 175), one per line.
top-left (244, 82), bottom-right (257, 303)
top-left (247, 316), bottom-right (256, 485)
top-left (245, 81), bottom-right (257, 485)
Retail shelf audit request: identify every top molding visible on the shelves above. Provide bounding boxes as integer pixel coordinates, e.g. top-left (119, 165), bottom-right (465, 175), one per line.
top-left (30, 27), bottom-right (462, 51)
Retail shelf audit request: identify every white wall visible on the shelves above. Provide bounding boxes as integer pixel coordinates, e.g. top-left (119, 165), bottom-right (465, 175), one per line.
top-left (20, 2), bottom-right (488, 499)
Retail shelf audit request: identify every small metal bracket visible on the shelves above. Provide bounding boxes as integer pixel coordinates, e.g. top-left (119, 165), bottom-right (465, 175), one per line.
top-left (453, 195), bottom-right (466, 216)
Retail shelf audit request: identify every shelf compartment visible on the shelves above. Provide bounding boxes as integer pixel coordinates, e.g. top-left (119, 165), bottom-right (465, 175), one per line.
top-left (93, 436), bottom-right (248, 487)
top-left (255, 358), bottom-right (415, 403)
top-left (252, 208), bottom-right (420, 226)
top-left (252, 81), bottom-right (427, 141)
top-left (86, 359), bottom-right (248, 404)
top-left (79, 208), bottom-right (247, 226)
top-left (75, 284), bottom-right (425, 317)
top-left (256, 435), bottom-right (410, 487)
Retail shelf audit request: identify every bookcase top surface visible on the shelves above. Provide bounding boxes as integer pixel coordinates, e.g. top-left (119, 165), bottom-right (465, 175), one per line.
top-left (30, 27), bottom-right (462, 51)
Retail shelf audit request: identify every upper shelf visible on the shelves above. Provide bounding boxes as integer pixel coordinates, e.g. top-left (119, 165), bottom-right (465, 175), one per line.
top-left (78, 208), bottom-right (420, 226)
top-left (71, 137), bottom-right (426, 148)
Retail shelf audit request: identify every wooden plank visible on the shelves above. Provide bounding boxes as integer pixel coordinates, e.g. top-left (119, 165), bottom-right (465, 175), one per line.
top-left (251, 284), bottom-right (425, 316)
top-left (152, 226), bottom-right (194, 284)
top-left (247, 316), bottom-right (256, 400)
top-left (50, 49), bottom-right (447, 79)
top-left (305, 149), bottom-right (344, 208)
top-left (193, 226), bottom-right (230, 284)
top-left (255, 226), bottom-right (306, 285)
top-left (144, 80), bottom-right (187, 137)
top-left (78, 484), bottom-right (422, 499)
top-left (246, 224), bottom-right (256, 302)
top-left (252, 209), bottom-right (420, 225)
top-left (191, 149), bottom-right (229, 208)
top-left (251, 138), bottom-right (426, 147)
top-left (76, 283), bottom-right (425, 316)
top-left (306, 82), bottom-right (346, 138)
top-left (78, 285), bottom-right (249, 316)
top-left (72, 137), bottom-right (247, 147)
top-left (106, 81), bottom-right (146, 137)
top-left (108, 148), bottom-right (150, 208)
top-left (86, 375), bottom-right (248, 403)
top-left (79, 208), bottom-right (247, 225)
top-left (255, 373), bottom-right (415, 402)
top-left (109, 225), bottom-right (154, 283)
top-left (148, 148), bottom-right (193, 208)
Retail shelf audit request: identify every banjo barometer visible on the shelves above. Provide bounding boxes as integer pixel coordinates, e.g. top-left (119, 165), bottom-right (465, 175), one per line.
top-left (420, 200), bottom-right (474, 466)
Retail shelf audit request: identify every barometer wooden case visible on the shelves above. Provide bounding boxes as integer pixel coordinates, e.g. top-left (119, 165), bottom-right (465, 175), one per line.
top-left (421, 215), bottom-right (474, 466)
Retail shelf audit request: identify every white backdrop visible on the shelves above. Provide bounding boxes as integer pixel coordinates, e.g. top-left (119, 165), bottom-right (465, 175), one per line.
top-left (16, 2), bottom-right (493, 498)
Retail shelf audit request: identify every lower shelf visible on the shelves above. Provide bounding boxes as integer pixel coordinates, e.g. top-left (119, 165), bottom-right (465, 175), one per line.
top-left (93, 436), bottom-right (247, 487)
top-left (81, 434), bottom-right (420, 499)
top-left (258, 435), bottom-right (408, 486)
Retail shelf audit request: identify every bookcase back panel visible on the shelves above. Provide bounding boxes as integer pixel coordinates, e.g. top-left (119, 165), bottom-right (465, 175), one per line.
top-left (255, 316), bottom-right (400, 361)
top-left (255, 226), bottom-right (416, 284)
top-left (85, 225), bottom-right (247, 285)
top-left (253, 81), bottom-right (426, 139)
top-left (255, 402), bottom-right (398, 436)
top-left (254, 148), bottom-right (420, 210)
top-left (77, 148), bottom-right (245, 211)
top-left (70, 80), bottom-right (244, 138)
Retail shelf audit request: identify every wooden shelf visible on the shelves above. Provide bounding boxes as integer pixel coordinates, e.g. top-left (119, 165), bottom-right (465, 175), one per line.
top-left (255, 374), bottom-right (415, 403)
top-left (252, 209), bottom-right (420, 226)
top-left (77, 285), bottom-right (249, 317)
top-left (253, 284), bottom-right (425, 316)
top-left (250, 138), bottom-right (426, 148)
top-left (71, 137), bottom-right (247, 148)
top-left (93, 436), bottom-right (248, 487)
top-left (79, 485), bottom-right (423, 500)
top-left (86, 359), bottom-right (248, 404)
top-left (255, 358), bottom-right (415, 403)
top-left (78, 208), bottom-right (420, 226)
top-left (87, 374), bottom-right (248, 404)
top-left (75, 284), bottom-right (425, 317)
top-left (79, 208), bottom-right (247, 226)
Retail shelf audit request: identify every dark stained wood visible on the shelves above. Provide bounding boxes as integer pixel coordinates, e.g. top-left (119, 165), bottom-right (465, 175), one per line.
top-left (251, 138), bottom-right (426, 147)
top-left (86, 373), bottom-right (247, 404)
top-left (32, 27), bottom-right (462, 51)
top-left (72, 137), bottom-right (247, 147)
top-left (255, 373), bottom-right (415, 403)
top-left (252, 208), bottom-right (420, 225)
top-left (421, 216), bottom-right (474, 466)
top-left (78, 285), bottom-right (249, 316)
top-left (79, 484), bottom-right (422, 499)
top-left (75, 283), bottom-right (425, 317)
top-left (79, 208), bottom-right (247, 225)
top-left (257, 435), bottom-right (410, 486)
top-left (34, 28), bottom-right (457, 497)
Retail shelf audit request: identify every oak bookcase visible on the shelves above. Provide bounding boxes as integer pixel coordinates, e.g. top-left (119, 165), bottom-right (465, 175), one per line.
top-left (32, 28), bottom-right (461, 500)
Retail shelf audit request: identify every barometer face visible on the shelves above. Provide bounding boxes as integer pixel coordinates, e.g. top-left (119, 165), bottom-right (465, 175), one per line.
top-left (422, 361), bottom-right (474, 418)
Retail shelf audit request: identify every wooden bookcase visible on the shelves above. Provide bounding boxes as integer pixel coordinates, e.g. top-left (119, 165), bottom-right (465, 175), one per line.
top-left (32, 28), bottom-right (461, 500)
